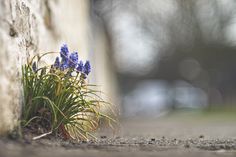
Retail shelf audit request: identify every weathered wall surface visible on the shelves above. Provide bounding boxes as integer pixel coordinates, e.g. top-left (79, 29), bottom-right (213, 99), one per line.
top-left (0, 0), bottom-right (46, 135)
top-left (0, 0), bottom-right (117, 135)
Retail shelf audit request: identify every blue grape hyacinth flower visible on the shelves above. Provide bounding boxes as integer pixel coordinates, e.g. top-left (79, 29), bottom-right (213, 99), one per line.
top-left (54, 57), bottom-right (60, 68)
top-left (60, 44), bottom-right (69, 61)
top-left (68, 52), bottom-right (78, 69)
top-left (60, 60), bottom-right (69, 71)
top-left (56, 44), bottom-right (91, 77)
top-left (76, 60), bottom-right (84, 72)
top-left (83, 60), bottom-right (91, 75)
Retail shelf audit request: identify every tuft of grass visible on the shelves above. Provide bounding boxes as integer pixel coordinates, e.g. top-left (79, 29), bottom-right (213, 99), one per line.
top-left (21, 47), bottom-right (116, 140)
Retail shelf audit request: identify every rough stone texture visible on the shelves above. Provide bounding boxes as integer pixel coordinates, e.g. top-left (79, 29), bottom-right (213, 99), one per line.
top-left (0, 0), bottom-right (117, 135)
top-left (0, 0), bottom-right (42, 135)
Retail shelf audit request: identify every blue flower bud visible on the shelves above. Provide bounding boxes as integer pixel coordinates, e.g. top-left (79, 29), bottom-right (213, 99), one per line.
top-left (76, 60), bottom-right (84, 72)
top-left (60, 44), bottom-right (69, 61)
top-left (54, 57), bottom-right (60, 68)
top-left (83, 60), bottom-right (91, 75)
top-left (60, 60), bottom-right (69, 71)
top-left (68, 52), bottom-right (78, 69)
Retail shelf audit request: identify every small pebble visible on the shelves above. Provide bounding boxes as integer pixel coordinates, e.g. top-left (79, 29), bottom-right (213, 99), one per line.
top-left (101, 136), bottom-right (107, 139)
top-left (199, 135), bottom-right (204, 139)
top-left (148, 141), bottom-right (154, 145)
top-left (151, 138), bottom-right (155, 142)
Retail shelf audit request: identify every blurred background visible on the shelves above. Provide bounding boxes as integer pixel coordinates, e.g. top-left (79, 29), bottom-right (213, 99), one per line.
top-left (88, 0), bottom-right (236, 120)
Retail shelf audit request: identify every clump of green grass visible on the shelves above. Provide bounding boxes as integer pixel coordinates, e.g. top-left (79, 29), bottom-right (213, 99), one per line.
top-left (21, 44), bottom-right (116, 140)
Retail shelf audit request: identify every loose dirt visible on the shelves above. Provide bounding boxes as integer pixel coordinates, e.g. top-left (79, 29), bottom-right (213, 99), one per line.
top-left (1, 111), bottom-right (236, 157)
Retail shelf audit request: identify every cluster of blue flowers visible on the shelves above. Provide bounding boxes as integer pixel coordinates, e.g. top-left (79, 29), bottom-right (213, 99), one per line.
top-left (54, 44), bottom-right (91, 76)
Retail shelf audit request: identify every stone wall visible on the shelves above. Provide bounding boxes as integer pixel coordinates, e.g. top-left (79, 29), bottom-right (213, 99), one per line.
top-left (0, 0), bottom-right (117, 135)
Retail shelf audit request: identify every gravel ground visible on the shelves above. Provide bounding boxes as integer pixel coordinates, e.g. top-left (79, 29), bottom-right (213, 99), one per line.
top-left (1, 111), bottom-right (236, 157)
top-left (1, 137), bottom-right (236, 157)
